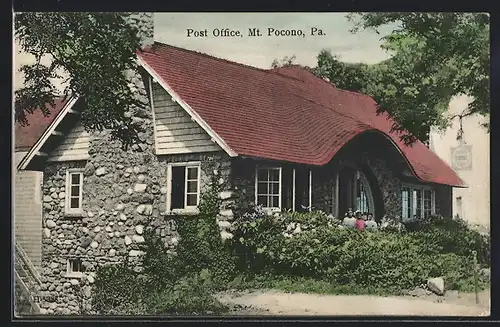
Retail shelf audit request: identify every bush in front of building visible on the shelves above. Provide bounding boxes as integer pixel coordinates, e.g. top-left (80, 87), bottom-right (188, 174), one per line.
top-left (405, 215), bottom-right (490, 266)
top-left (91, 177), bottom-right (235, 315)
top-left (229, 211), bottom-right (490, 292)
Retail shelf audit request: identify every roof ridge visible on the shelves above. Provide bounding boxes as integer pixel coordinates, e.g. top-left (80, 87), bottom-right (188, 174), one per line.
top-left (150, 42), bottom-right (313, 84)
top-left (150, 42), bottom-right (376, 101)
top-left (268, 65), bottom-right (377, 100)
top-left (152, 41), bottom-right (272, 73)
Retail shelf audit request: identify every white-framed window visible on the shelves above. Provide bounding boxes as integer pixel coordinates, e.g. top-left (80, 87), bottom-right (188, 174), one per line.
top-left (334, 168), bottom-right (375, 218)
top-left (66, 257), bottom-right (83, 278)
top-left (355, 171), bottom-right (373, 214)
top-left (65, 168), bottom-right (84, 216)
top-left (401, 184), bottom-right (435, 220)
top-left (255, 166), bottom-right (282, 211)
top-left (166, 162), bottom-right (201, 213)
top-left (455, 196), bottom-right (463, 219)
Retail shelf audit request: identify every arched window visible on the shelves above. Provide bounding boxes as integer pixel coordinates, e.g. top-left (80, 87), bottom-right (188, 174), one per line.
top-left (355, 171), bottom-right (371, 214)
top-left (334, 167), bottom-right (376, 218)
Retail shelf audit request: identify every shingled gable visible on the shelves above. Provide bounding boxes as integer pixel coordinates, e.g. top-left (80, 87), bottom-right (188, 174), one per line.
top-left (16, 97), bottom-right (79, 170)
top-left (15, 98), bottom-right (69, 151)
top-left (137, 42), bottom-right (465, 187)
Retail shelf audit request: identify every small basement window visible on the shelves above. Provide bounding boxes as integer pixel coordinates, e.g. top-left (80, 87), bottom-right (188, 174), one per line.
top-left (65, 168), bottom-right (84, 216)
top-left (67, 258), bottom-right (83, 277)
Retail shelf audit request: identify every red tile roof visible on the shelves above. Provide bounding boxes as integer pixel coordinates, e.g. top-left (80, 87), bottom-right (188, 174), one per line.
top-left (15, 98), bottom-right (67, 150)
top-left (139, 43), bottom-right (464, 187)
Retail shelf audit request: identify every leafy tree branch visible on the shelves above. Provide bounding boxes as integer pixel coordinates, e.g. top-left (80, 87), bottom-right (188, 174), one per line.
top-left (272, 13), bottom-right (489, 144)
top-left (14, 12), bottom-right (147, 146)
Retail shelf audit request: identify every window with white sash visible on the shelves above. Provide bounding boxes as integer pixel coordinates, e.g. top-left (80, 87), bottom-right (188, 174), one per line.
top-left (255, 167), bottom-right (282, 211)
top-left (65, 169), bottom-right (84, 216)
top-left (66, 257), bottom-right (83, 278)
top-left (401, 184), bottom-right (435, 220)
top-left (167, 162), bottom-right (201, 213)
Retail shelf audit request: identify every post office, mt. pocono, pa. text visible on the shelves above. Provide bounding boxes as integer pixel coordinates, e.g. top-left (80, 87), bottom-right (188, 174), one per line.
top-left (186, 27), bottom-right (326, 38)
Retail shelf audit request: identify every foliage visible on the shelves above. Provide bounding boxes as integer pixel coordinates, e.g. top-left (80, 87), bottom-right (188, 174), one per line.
top-left (273, 13), bottom-right (489, 144)
top-left (92, 176), bottom-right (236, 315)
top-left (14, 12), bottom-right (146, 146)
top-left (230, 211), bottom-right (490, 293)
top-left (171, 173), bottom-right (237, 287)
top-left (140, 274), bottom-right (229, 315)
top-left (228, 274), bottom-right (404, 297)
top-left (91, 259), bottom-right (143, 314)
top-left (405, 216), bottom-right (491, 266)
top-left (347, 13), bottom-right (489, 143)
top-left (271, 55), bottom-right (297, 69)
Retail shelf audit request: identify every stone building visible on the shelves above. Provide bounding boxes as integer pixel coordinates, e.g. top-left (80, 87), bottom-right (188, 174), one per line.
top-left (14, 13), bottom-right (464, 315)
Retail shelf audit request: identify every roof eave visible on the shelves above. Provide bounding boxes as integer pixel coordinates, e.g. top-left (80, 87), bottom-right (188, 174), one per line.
top-left (137, 54), bottom-right (238, 158)
top-left (17, 96), bottom-right (80, 170)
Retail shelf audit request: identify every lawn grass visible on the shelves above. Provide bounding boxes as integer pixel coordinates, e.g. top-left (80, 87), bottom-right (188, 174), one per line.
top-left (226, 274), bottom-right (406, 297)
top-left (224, 273), bottom-right (490, 298)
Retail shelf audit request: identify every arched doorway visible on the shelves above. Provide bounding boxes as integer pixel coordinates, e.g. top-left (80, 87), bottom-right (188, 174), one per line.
top-left (336, 166), bottom-right (377, 218)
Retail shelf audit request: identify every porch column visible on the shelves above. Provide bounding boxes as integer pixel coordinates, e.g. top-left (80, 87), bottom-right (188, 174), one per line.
top-left (309, 169), bottom-right (312, 211)
top-left (334, 173), bottom-right (339, 217)
top-left (292, 168), bottom-right (296, 212)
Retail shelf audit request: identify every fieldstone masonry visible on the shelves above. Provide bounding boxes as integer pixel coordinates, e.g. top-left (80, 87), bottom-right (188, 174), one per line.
top-left (39, 153), bottom-right (233, 314)
top-left (34, 13), bottom-right (452, 315)
top-left (328, 151), bottom-right (403, 220)
top-left (231, 151), bottom-right (403, 222)
top-left (37, 13), bottom-right (236, 314)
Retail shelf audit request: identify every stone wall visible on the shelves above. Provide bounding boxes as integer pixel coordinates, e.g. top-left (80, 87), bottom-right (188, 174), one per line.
top-left (36, 12), bottom-right (238, 315)
top-left (309, 150), bottom-right (402, 221)
top-left (157, 152), bottom-right (235, 239)
top-left (38, 150), bottom-right (233, 314)
top-left (39, 161), bottom-right (93, 315)
top-left (125, 12), bottom-right (154, 48)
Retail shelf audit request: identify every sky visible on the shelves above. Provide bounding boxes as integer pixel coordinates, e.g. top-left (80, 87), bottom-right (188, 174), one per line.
top-left (13, 12), bottom-right (395, 90)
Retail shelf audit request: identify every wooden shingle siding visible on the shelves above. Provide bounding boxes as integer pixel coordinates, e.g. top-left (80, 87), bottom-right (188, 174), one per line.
top-left (152, 83), bottom-right (221, 155)
top-left (47, 123), bottom-right (90, 162)
top-left (14, 171), bottom-right (42, 268)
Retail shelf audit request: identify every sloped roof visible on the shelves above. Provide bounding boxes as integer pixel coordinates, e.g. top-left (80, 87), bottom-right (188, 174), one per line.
top-left (15, 98), bottom-right (67, 150)
top-left (138, 42), bottom-right (464, 187)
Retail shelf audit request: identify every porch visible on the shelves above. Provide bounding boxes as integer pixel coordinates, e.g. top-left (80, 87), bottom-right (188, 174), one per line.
top-left (230, 131), bottom-right (452, 222)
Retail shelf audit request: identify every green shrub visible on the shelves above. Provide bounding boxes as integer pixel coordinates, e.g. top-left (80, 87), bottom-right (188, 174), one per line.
top-left (281, 210), bottom-right (334, 230)
top-left (407, 217), bottom-right (490, 266)
top-left (91, 260), bottom-right (143, 314)
top-left (142, 273), bottom-right (229, 315)
top-left (230, 210), bottom-right (490, 293)
top-left (92, 176), bottom-right (234, 315)
top-left (230, 213), bottom-right (285, 273)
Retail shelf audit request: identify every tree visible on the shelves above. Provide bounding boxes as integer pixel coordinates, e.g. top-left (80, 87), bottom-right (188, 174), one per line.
top-left (14, 12), bottom-right (146, 146)
top-left (273, 13), bottom-right (489, 144)
top-left (344, 12), bottom-right (489, 144)
top-left (271, 55), bottom-right (297, 69)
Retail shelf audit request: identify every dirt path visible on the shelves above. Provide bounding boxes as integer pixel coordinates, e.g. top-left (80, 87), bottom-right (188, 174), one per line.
top-left (217, 289), bottom-right (490, 316)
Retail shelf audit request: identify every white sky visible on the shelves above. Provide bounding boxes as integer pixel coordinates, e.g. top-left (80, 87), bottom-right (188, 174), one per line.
top-left (13, 12), bottom-right (395, 90)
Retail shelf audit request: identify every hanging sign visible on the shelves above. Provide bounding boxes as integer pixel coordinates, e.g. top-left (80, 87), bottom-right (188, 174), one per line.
top-left (451, 145), bottom-right (472, 171)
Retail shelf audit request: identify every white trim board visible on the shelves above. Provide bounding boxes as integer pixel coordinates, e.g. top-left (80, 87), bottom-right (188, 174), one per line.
top-left (165, 161), bottom-right (202, 214)
top-left (137, 56), bottom-right (238, 158)
top-left (17, 97), bottom-right (80, 170)
top-left (148, 75), bottom-right (159, 154)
